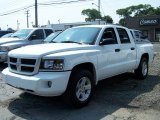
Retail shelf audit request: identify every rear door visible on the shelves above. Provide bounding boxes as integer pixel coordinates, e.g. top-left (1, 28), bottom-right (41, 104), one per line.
top-left (116, 27), bottom-right (137, 72)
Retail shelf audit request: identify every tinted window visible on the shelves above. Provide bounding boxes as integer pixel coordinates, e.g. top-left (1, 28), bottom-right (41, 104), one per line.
top-left (45, 29), bottom-right (53, 37)
top-left (32, 29), bottom-right (44, 39)
top-left (134, 31), bottom-right (140, 38)
top-left (100, 28), bottom-right (117, 45)
top-left (117, 28), bottom-right (130, 43)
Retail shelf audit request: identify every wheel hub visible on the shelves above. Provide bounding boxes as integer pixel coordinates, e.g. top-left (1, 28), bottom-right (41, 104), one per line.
top-left (76, 77), bottom-right (91, 102)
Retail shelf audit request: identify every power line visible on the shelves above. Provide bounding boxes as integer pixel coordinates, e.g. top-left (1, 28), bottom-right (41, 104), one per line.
top-left (0, 0), bottom-right (92, 16)
top-left (38, 0), bottom-right (92, 5)
top-left (0, 4), bottom-right (34, 16)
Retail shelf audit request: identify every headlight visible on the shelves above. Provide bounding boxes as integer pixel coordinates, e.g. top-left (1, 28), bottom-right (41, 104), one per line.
top-left (0, 46), bottom-right (9, 52)
top-left (40, 59), bottom-right (64, 71)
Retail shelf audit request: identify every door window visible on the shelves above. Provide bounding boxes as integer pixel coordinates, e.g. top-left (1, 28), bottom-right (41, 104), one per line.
top-left (31, 29), bottom-right (44, 40)
top-left (117, 28), bottom-right (131, 44)
top-left (45, 29), bottom-right (53, 37)
top-left (134, 31), bottom-right (140, 38)
top-left (100, 28), bottom-right (118, 45)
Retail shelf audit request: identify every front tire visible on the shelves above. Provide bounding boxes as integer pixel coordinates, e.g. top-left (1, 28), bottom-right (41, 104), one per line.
top-left (64, 69), bottom-right (95, 108)
top-left (134, 57), bottom-right (148, 80)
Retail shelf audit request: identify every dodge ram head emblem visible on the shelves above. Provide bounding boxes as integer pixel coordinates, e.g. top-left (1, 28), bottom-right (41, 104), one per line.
top-left (16, 61), bottom-right (20, 68)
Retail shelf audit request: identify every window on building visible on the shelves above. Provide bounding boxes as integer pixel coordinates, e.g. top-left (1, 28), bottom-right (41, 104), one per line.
top-left (155, 28), bottom-right (160, 42)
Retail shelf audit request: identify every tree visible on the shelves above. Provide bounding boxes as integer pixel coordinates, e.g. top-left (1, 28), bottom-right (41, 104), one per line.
top-left (81, 9), bottom-right (101, 22)
top-left (116, 4), bottom-right (160, 25)
top-left (102, 15), bottom-right (113, 23)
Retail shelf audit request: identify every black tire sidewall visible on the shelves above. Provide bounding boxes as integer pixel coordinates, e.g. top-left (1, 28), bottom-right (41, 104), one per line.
top-left (66, 69), bottom-right (95, 108)
top-left (135, 57), bottom-right (148, 80)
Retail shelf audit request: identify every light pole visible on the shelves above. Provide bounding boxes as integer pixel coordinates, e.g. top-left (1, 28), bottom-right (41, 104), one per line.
top-left (98, 0), bottom-right (100, 14)
top-left (92, 0), bottom-right (101, 24)
top-left (92, 0), bottom-right (100, 14)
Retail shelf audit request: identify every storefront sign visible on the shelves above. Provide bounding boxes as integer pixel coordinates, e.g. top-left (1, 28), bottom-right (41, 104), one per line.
top-left (140, 19), bottom-right (159, 26)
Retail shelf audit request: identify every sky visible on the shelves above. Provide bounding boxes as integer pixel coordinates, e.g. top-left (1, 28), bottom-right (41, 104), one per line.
top-left (0, 0), bottom-right (159, 30)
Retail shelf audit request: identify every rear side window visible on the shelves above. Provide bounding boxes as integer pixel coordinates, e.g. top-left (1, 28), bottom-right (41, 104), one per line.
top-left (45, 29), bottom-right (53, 37)
top-left (134, 31), bottom-right (140, 38)
top-left (117, 28), bottom-right (131, 43)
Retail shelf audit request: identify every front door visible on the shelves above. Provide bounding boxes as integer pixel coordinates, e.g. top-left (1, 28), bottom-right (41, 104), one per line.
top-left (97, 27), bottom-right (123, 80)
top-left (29, 29), bottom-right (45, 44)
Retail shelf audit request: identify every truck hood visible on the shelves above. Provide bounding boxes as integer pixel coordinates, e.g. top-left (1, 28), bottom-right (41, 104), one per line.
top-left (0, 38), bottom-right (23, 45)
top-left (9, 43), bottom-right (95, 58)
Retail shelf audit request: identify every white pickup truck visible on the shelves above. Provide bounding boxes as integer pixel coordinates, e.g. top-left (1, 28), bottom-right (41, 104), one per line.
top-left (0, 28), bottom-right (53, 62)
top-left (2, 25), bottom-right (154, 107)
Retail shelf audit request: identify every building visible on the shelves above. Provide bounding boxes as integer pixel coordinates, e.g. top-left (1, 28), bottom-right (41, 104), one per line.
top-left (125, 15), bottom-right (160, 42)
top-left (43, 20), bottom-right (106, 32)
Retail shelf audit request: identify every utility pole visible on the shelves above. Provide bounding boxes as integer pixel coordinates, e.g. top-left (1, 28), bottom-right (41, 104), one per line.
top-left (25, 10), bottom-right (29, 28)
top-left (35, 0), bottom-right (38, 27)
top-left (98, 0), bottom-right (100, 14)
top-left (17, 20), bottom-right (20, 30)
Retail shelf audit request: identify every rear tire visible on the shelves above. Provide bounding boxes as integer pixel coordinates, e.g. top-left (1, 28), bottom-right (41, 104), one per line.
top-left (64, 69), bottom-right (95, 108)
top-left (134, 57), bottom-right (148, 80)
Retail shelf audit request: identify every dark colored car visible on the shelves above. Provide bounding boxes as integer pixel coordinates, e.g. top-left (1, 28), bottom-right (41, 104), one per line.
top-left (0, 31), bottom-right (12, 37)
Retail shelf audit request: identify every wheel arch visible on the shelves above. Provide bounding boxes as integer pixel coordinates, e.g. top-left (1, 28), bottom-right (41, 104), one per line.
top-left (141, 53), bottom-right (149, 61)
top-left (70, 62), bottom-right (97, 85)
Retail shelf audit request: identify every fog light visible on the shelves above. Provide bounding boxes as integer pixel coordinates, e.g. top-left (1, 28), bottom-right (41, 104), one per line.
top-left (48, 81), bottom-right (52, 88)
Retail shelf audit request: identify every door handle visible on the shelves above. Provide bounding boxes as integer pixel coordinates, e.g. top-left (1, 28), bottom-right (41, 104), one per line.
top-left (115, 49), bottom-right (120, 52)
top-left (131, 47), bottom-right (135, 50)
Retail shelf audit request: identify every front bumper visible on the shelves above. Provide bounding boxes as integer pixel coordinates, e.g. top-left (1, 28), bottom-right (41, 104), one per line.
top-left (2, 68), bottom-right (71, 96)
top-left (0, 52), bottom-right (7, 62)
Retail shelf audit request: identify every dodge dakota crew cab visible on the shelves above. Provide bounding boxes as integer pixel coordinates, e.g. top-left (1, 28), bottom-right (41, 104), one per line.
top-left (2, 25), bottom-right (154, 107)
top-left (0, 28), bottom-right (53, 62)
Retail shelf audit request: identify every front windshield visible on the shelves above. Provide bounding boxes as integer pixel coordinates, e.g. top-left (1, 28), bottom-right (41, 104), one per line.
top-left (11, 29), bottom-right (32, 39)
top-left (44, 31), bottom-right (61, 43)
top-left (53, 27), bottom-right (101, 45)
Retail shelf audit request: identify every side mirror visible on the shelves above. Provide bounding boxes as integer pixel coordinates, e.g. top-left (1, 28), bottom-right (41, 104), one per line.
top-left (99, 38), bottom-right (114, 45)
top-left (29, 35), bottom-right (37, 40)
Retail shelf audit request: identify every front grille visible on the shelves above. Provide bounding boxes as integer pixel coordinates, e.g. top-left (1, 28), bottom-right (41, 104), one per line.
top-left (9, 57), bottom-right (38, 75)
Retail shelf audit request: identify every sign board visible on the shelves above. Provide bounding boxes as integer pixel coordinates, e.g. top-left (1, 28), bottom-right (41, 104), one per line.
top-left (140, 19), bottom-right (159, 26)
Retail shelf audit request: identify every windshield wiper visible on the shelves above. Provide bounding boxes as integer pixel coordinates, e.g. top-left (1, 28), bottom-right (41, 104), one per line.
top-left (61, 41), bottom-right (82, 44)
top-left (50, 41), bottom-right (57, 43)
top-left (12, 36), bottom-right (19, 38)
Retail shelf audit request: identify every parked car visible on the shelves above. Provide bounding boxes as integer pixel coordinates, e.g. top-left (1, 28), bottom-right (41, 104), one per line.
top-left (0, 30), bottom-right (12, 37)
top-left (2, 25), bottom-right (154, 107)
top-left (130, 29), bottom-right (150, 43)
top-left (43, 31), bottom-right (62, 43)
top-left (0, 28), bottom-right (53, 62)
top-left (1, 33), bottom-right (13, 38)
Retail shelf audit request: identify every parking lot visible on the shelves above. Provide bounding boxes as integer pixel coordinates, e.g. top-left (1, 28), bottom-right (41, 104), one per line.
top-left (0, 44), bottom-right (160, 120)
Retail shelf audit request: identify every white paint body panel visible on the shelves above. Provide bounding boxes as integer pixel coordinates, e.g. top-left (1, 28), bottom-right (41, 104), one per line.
top-left (2, 25), bottom-right (154, 96)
